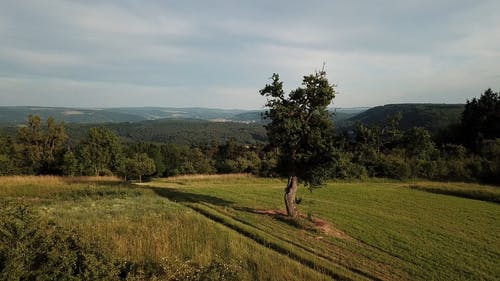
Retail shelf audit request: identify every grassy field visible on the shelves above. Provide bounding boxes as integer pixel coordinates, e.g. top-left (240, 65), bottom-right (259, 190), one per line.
top-left (1, 175), bottom-right (499, 280)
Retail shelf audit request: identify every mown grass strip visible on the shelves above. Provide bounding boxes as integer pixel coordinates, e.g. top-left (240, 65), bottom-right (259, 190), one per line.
top-left (187, 203), bottom-right (382, 281)
top-left (199, 203), bottom-right (352, 267)
top-left (408, 183), bottom-right (500, 203)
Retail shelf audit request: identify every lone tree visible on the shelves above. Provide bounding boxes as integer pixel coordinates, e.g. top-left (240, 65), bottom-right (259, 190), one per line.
top-left (120, 153), bottom-right (156, 182)
top-left (260, 71), bottom-right (337, 217)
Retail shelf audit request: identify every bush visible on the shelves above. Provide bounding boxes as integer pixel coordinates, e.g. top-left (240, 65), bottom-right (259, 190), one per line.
top-left (116, 257), bottom-right (241, 281)
top-left (479, 139), bottom-right (500, 184)
top-left (411, 159), bottom-right (438, 179)
top-left (161, 257), bottom-right (241, 281)
top-left (0, 203), bottom-right (118, 280)
top-left (376, 153), bottom-right (411, 180)
top-left (0, 203), bottom-right (242, 281)
top-left (331, 151), bottom-right (368, 179)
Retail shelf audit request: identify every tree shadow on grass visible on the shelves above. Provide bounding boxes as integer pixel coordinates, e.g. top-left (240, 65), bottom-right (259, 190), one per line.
top-left (146, 186), bottom-right (234, 206)
top-left (234, 206), bottom-right (287, 217)
top-left (233, 206), bottom-right (318, 230)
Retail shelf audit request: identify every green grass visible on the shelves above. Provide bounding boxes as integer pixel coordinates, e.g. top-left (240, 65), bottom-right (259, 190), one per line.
top-left (407, 181), bottom-right (500, 203)
top-left (1, 175), bottom-right (499, 280)
top-left (146, 176), bottom-right (500, 281)
top-left (0, 176), bottom-right (330, 281)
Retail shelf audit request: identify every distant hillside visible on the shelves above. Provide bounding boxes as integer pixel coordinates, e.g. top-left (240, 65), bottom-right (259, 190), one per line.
top-left (230, 107), bottom-right (369, 124)
top-left (61, 119), bottom-right (267, 145)
top-left (0, 106), bottom-right (145, 124)
top-left (342, 104), bottom-right (464, 133)
top-left (231, 111), bottom-right (263, 123)
top-left (0, 105), bottom-right (465, 141)
top-left (108, 107), bottom-right (248, 121)
top-left (0, 106), bottom-right (369, 125)
top-left (0, 106), bottom-right (252, 125)
top-left (332, 107), bottom-right (369, 121)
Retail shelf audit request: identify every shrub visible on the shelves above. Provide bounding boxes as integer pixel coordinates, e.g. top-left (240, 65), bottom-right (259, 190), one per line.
top-left (0, 203), bottom-right (242, 281)
top-left (376, 153), bottom-right (411, 180)
top-left (0, 203), bottom-right (118, 280)
top-left (161, 257), bottom-right (241, 281)
top-left (479, 139), bottom-right (500, 184)
top-left (331, 151), bottom-right (368, 179)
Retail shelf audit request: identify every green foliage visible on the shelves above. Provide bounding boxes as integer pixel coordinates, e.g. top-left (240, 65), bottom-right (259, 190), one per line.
top-left (117, 258), bottom-right (241, 281)
top-left (0, 137), bottom-right (19, 175)
top-left (341, 103), bottom-right (464, 134)
top-left (260, 71), bottom-right (337, 187)
top-left (121, 141), bottom-right (269, 177)
top-left (461, 88), bottom-right (500, 150)
top-left (330, 150), bottom-right (368, 179)
top-left (127, 142), bottom-right (167, 176)
top-left (159, 258), bottom-right (241, 281)
top-left (401, 127), bottom-right (437, 160)
top-left (2, 88), bottom-right (499, 186)
top-left (71, 119), bottom-right (266, 146)
top-left (257, 149), bottom-right (279, 177)
top-left (0, 200), bottom-right (243, 281)
top-left (376, 152), bottom-right (412, 180)
top-left (77, 127), bottom-right (124, 176)
top-left (0, 203), bottom-right (118, 280)
top-left (61, 150), bottom-right (79, 176)
top-left (16, 115), bottom-right (67, 174)
top-left (158, 144), bottom-right (214, 176)
top-left (213, 140), bottom-right (262, 174)
top-left (119, 153), bottom-right (156, 182)
top-left (479, 139), bottom-right (500, 183)
top-left (344, 114), bottom-right (497, 183)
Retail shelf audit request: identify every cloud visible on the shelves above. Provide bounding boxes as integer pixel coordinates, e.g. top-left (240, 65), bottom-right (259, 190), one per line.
top-left (0, 76), bottom-right (264, 109)
top-left (0, 48), bottom-right (86, 66)
top-left (72, 4), bottom-right (193, 37)
top-left (0, 0), bottom-right (499, 108)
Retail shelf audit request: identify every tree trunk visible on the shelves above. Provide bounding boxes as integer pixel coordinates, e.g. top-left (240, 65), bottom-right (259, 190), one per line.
top-left (284, 176), bottom-right (298, 217)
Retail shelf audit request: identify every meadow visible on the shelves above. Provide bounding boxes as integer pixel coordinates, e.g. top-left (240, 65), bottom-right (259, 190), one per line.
top-left (1, 175), bottom-right (499, 280)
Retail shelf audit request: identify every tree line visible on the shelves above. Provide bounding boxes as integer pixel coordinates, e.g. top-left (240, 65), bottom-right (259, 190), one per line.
top-left (0, 116), bottom-right (274, 181)
top-left (333, 88), bottom-right (499, 184)
top-left (0, 89), bottom-right (498, 184)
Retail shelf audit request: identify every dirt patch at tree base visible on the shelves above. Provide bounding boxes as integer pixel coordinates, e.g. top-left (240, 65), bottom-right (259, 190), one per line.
top-left (248, 208), bottom-right (352, 241)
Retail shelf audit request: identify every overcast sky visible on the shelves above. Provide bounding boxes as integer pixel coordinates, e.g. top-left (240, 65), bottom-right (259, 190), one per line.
top-left (1, 0), bottom-right (499, 109)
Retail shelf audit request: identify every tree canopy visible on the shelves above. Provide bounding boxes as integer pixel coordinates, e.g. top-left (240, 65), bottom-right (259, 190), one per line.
top-left (461, 88), bottom-right (500, 151)
top-left (260, 71), bottom-right (337, 187)
top-left (78, 127), bottom-right (124, 176)
top-left (16, 115), bottom-right (67, 174)
top-left (260, 71), bottom-right (337, 216)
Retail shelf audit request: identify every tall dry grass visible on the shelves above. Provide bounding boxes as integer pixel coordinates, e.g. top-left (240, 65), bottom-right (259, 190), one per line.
top-left (0, 175), bottom-right (121, 186)
top-left (163, 173), bottom-right (253, 181)
top-left (0, 175), bottom-right (123, 198)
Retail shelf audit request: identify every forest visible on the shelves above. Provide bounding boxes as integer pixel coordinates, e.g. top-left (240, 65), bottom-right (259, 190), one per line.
top-left (1, 89), bottom-right (498, 185)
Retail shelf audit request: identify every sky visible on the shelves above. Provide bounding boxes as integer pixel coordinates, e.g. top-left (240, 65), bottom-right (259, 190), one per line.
top-left (0, 0), bottom-right (499, 109)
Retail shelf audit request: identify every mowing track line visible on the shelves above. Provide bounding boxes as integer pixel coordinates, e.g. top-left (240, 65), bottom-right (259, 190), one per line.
top-left (185, 202), bottom-right (383, 281)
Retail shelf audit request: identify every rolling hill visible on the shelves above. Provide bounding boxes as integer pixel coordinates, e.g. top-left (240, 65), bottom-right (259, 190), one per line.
top-left (0, 106), bottom-right (369, 125)
top-left (68, 119), bottom-right (267, 145)
top-left (0, 106), bottom-right (145, 125)
top-left (0, 104), bottom-right (466, 142)
top-left (0, 106), bottom-right (252, 125)
top-left (340, 103), bottom-right (464, 133)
